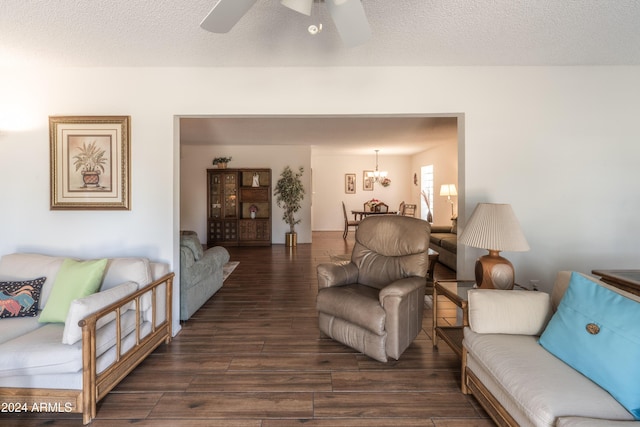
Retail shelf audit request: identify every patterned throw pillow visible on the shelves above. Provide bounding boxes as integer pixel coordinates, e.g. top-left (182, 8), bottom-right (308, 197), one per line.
top-left (0, 277), bottom-right (46, 318)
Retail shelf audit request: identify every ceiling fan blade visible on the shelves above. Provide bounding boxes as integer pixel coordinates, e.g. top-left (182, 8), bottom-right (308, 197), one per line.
top-left (281, 0), bottom-right (314, 16)
top-left (326, 0), bottom-right (371, 47)
top-left (200, 0), bottom-right (258, 33)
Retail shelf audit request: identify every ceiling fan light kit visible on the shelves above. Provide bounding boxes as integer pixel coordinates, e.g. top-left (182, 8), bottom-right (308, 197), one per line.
top-left (281, 0), bottom-right (314, 16)
top-left (201, 0), bottom-right (371, 47)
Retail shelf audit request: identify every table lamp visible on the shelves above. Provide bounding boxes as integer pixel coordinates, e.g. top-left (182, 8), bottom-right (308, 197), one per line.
top-left (440, 184), bottom-right (457, 218)
top-left (458, 203), bottom-right (529, 289)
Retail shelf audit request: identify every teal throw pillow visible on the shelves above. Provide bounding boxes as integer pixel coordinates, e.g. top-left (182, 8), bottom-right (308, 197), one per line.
top-left (539, 272), bottom-right (640, 419)
top-left (39, 258), bottom-right (108, 323)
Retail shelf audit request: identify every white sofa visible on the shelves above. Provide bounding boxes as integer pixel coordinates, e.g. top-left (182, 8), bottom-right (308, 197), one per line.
top-left (462, 271), bottom-right (640, 427)
top-left (0, 253), bottom-right (174, 424)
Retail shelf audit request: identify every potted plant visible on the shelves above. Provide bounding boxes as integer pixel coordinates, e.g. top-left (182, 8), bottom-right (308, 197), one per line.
top-left (212, 156), bottom-right (232, 169)
top-left (73, 140), bottom-right (107, 188)
top-left (273, 166), bottom-right (305, 247)
top-left (249, 204), bottom-right (258, 219)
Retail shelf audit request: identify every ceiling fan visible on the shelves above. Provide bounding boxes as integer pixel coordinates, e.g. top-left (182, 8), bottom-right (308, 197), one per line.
top-left (200, 0), bottom-right (371, 48)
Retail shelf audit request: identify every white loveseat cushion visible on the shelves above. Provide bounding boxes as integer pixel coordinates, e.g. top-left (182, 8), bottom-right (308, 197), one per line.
top-left (101, 258), bottom-right (152, 291)
top-left (468, 289), bottom-right (552, 335)
top-left (62, 281), bottom-right (138, 345)
top-left (464, 328), bottom-right (635, 426)
top-left (0, 253), bottom-right (65, 310)
top-left (0, 311), bottom-right (138, 377)
top-left (0, 317), bottom-right (44, 345)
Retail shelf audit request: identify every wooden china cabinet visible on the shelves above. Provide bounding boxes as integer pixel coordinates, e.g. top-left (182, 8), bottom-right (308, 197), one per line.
top-left (207, 168), bottom-right (272, 247)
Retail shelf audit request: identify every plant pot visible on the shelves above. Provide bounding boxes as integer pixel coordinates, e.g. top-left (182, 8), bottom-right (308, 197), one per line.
top-left (285, 232), bottom-right (297, 247)
top-left (250, 211), bottom-right (256, 219)
top-left (82, 171), bottom-right (100, 187)
top-left (217, 162), bottom-right (227, 169)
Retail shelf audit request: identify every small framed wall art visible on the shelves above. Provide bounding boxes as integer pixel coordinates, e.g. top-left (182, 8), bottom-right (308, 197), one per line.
top-left (345, 173), bottom-right (356, 194)
top-left (49, 115), bottom-right (130, 210)
top-left (363, 170), bottom-right (374, 191)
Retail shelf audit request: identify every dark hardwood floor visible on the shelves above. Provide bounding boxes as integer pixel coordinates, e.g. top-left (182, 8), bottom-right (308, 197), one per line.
top-left (2, 231), bottom-right (493, 426)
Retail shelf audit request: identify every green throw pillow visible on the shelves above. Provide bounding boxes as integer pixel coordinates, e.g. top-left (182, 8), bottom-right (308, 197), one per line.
top-left (39, 258), bottom-right (108, 323)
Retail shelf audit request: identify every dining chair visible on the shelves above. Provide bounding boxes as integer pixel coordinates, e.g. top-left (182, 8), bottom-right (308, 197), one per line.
top-left (375, 202), bottom-right (389, 213)
top-left (402, 204), bottom-right (417, 217)
top-left (342, 202), bottom-right (360, 239)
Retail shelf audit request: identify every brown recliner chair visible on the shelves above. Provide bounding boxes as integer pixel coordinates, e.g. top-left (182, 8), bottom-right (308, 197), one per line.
top-left (316, 215), bottom-right (431, 362)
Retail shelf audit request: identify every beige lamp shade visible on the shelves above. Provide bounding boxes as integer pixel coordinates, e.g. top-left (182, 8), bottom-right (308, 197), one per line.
top-left (458, 203), bottom-right (529, 289)
top-left (439, 184), bottom-right (457, 197)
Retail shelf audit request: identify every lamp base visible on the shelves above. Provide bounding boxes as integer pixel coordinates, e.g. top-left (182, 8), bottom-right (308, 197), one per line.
top-left (474, 250), bottom-right (515, 290)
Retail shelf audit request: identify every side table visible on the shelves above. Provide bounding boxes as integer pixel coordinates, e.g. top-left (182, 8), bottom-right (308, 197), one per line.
top-left (432, 279), bottom-right (476, 358)
top-left (591, 269), bottom-right (640, 297)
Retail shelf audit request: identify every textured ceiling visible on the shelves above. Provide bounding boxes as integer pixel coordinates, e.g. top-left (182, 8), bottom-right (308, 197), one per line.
top-left (2, 0), bottom-right (640, 68)
top-left (3, 1), bottom-right (638, 154)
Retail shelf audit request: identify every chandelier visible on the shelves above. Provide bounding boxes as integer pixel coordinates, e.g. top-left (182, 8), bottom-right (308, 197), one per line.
top-left (366, 150), bottom-right (388, 183)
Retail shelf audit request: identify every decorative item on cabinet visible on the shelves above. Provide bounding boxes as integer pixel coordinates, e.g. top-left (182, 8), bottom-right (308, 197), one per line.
top-left (207, 168), bottom-right (271, 247)
top-left (212, 156), bottom-right (232, 169)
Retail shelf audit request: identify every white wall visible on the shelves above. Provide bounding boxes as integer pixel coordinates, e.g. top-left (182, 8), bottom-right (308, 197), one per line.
top-left (180, 144), bottom-right (312, 244)
top-left (412, 137), bottom-right (459, 226)
top-left (1, 66), bottom-right (639, 314)
top-left (311, 153), bottom-right (411, 231)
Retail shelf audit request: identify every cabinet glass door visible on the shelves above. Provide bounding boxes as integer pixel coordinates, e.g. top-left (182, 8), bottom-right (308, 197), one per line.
top-left (224, 173), bottom-right (237, 218)
top-left (209, 173), bottom-right (222, 218)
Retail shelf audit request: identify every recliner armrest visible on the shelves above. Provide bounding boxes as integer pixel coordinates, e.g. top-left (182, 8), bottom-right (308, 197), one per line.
top-left (379, 277), bottom-right (425, 302)
top-left (317, 261), bottom-right (359, 289)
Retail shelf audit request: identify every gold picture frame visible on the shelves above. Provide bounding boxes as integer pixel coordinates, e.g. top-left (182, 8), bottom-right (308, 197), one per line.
top-left (50, 116), bottom-right (130, 210)
top-left (345, 173), bottom-right (356, 194)
top-left (363, 170), bottom-right (374, 191)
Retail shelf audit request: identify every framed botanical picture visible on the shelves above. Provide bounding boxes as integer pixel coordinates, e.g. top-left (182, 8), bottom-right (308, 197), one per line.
top-left (363, 170), bottom-right (374, 191)
top-left (345, 173), bottom-right (356, 194)
top-left (50, 116), bottom-right (130, 210)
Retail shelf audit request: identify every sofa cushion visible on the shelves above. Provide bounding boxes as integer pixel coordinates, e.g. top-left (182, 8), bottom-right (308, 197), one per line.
top-left (0, 277), bottom-right (46, 318)
top-left (539, 272), bottom-right (640, 419)
top-left (0, 311), bottom-right (139, 377)
top-left (468, 289), bottom-right (552, 335)
top-left (464, 329), bottom-right (634, 426)
top-left (62, 281), bottom-right (138, 345)
top-left (430, 233), bottom-right (457, 252)
top-left (101, 257), bottom-right (152, 291)
top-left (39, 258), bottom-right (108, 324)
top-left (180, 233), bottom-right (204, 261)
top-left (0, 317), bottom-right (45, 345)
top-left (557, 417), bottom-right (640, 426)
top-left (0, 253), bottom-right (66, 309)
top-left (439, 237), bottom-right (457, 254)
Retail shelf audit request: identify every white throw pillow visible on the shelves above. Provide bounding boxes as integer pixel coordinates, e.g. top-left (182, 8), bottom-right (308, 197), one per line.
top-left (468, 289), bottom-right (552, 335)
top-left (62, 281), bottom-right (138, 345)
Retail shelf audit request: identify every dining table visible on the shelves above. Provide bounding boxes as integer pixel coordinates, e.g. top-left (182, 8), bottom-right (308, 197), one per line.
top-left (351, 210), bottom-right (398, 221)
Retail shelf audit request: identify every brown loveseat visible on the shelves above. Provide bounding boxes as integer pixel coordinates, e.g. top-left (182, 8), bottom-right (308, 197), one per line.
top-left (429, 220), bottom-right (457, 271)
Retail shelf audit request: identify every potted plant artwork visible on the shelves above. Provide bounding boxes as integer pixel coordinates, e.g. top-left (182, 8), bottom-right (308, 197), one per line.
top-left (73, 140), bottom-right (107, 188)
top-left (212, 156), bottom-right (232, 169)
top-left (274, 166), bottom-right (305, 247)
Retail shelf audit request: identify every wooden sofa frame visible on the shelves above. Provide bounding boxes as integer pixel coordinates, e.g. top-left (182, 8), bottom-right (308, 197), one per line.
top-left (0, 272), bottom-right (174, 424)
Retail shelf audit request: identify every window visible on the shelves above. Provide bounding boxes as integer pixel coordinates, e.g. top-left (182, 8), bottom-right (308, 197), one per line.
top-left (420, 165), bottom-right (434, 221)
